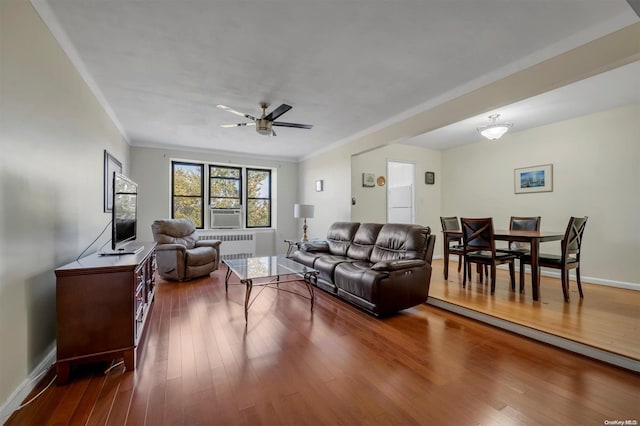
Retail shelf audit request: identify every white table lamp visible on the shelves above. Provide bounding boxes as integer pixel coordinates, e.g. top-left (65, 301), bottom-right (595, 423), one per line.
top-left (294, 204), bottom-right (314, 241)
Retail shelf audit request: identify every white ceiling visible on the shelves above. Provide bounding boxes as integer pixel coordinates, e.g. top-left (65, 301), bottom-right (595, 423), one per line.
top-left (406, 60), bottom-right (640, 150)
top-left (34, 0), bottom-right (639, 161)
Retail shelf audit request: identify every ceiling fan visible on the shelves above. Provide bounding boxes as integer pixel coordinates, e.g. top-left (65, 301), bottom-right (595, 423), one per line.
top-left (217, 102), bottom-right (313, 136)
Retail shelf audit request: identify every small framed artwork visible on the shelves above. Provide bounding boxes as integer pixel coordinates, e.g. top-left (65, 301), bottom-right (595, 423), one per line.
top-left (315, 180), bottom-right (324, 192)
top-left (362, 173), bottom-right (375, 187)
top-left (104, 150), bottom-right (122, 212)
top-left (425, 171), bottom-right (435, 185)
top-left (376, 176), bottom-right (386, 186)
top-left (514, 164), bottom-right (553, 194)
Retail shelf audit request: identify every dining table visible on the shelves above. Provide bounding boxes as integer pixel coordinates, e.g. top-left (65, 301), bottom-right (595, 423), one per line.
top-left (442, 229), bottom-right (565, 301)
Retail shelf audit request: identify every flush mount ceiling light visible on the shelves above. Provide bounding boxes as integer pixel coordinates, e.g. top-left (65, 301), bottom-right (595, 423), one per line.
top-left (477, 114), bottom-right (513, 140)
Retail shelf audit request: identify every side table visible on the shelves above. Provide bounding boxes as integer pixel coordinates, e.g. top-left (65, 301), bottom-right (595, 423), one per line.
top-left (284, 239), bottom-right (303, 257)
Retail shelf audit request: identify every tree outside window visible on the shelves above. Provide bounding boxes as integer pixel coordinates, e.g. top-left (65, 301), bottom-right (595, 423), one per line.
top-left (172, 162), bottom-right (204, 228)
top-left (209, 166), bottom-right (241, 208)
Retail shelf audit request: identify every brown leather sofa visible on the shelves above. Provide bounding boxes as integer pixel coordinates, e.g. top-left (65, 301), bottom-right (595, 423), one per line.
top-left (291, 222), bottom-right (436, 316)
top-left (151, 219), bottom-right (222, 281)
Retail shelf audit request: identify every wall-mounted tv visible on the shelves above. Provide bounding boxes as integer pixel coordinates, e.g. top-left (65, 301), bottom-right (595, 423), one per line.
top-left (100, 172), bottom-right (140, 255)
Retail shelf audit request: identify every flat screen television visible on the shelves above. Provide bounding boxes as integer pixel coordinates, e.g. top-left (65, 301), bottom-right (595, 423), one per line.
top-left (101, 172), bottom-right (141, 255)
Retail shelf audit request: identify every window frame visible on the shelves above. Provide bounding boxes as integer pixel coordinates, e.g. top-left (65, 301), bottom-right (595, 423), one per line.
top-left (245, 167), bottom-right (272, 229)
top-left (208, 165), bottom-right (242, 209)
top-left (171, 161), bottom-right (204, 229)
top-left (170, 160), bottom-right (274, 230)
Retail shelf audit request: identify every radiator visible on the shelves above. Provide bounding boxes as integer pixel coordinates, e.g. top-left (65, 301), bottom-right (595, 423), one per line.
top-left (198, 230), bottom-right (256, 260)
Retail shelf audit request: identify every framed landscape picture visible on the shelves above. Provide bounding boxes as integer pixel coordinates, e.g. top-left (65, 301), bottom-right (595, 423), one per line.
top-left (104, 150), bottom-right (122, 212)
top-left (514, 164), bottom-right (553, 194)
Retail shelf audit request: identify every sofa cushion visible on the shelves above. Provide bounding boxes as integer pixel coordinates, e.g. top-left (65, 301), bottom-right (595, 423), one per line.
top-left (370, 224), bottom-right (430, 263)
top-left (346, 223), bottom-right (384, 261)
top-left (314, 255), bottom-right (351, 284)
top-left (186, 246), bottom-right (216, 266)
top-left (326, 222), bottom-right (360, 256)
top-left (334, 261), bottom-right (384, 303)
top-left (291, 250), bottom-right (321, 268)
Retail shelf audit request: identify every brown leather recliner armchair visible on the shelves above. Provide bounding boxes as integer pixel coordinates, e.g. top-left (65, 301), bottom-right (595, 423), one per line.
top-left (151, 219), bottom-right (222, 281)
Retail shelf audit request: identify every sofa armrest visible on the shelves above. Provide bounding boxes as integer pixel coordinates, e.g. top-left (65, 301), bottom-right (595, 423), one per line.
top-left (299, 240), bottom-right (330, 253)
top-left (155, 243), bottom-right (186, 254)
top-left (195, 239), bottom-right (222, 250)
top-left (371, 259), bottom-right (426, 272)
top-left (194, 240), bottom-right (222, 269)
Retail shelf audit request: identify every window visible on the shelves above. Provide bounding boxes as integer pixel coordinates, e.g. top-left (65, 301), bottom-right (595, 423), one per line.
top-left (171, 161), bottom-right (272, 229)
top-left (246, 168), bottom-right (271, 228)
top-left (209, 165), bottom-right (241, 208)
top-left (172, 162), bottom-right (204, 228)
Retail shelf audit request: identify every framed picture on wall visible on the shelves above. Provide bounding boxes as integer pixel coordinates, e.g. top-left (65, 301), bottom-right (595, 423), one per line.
top-left (425, 171), bottom-right (435, 185)
top-left (104, 150), bottom-right (122, 212)
top-left (362, 173), bottom-right (375, 187)
top-left (514, 164), bottom-right (553, 194)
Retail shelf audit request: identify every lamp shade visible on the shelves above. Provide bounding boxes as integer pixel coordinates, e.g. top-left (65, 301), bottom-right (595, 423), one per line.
top-left (294, 204), bottom-right (314, 219)
top-left (479, 125), bottom-right (511, 140)
top-left (477, 114), bottom-right (513, 140)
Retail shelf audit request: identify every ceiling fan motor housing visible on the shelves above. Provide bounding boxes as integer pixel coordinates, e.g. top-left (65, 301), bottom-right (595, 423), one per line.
top-left (256, 118), bottom-right (272, 135)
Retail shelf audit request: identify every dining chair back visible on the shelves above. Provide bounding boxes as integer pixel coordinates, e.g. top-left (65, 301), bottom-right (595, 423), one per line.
top-left (504, 216), bottom-right (542, 292)
top-left (461, 217), bottom-right (516, 294)
top-left (441, 216), bottom-right (460, 232)
top-left (520, 216), bottom-right (588, 302)
top-left (440, 216), bottom-right (463, 278)
top-left (509, 216), bottom-right (541, 251)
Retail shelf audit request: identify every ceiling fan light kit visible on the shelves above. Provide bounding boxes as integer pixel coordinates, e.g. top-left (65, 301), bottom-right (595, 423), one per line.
top-left (218, 102), bottom-right (313, 137)
top-left (477, 114), bottom-right (513, 140)
top-left (256, 118), bottom-right (272, 135)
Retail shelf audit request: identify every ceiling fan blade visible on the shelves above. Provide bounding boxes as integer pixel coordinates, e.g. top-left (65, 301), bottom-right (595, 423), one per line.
top-left (264, 104), bottom-right (292, 121)
top-left (272, 121), bottom-right (313, 129)
top-left (221, 122), bottom-right (256, 128)
top-left (217, 104), bottom-right (256, 121)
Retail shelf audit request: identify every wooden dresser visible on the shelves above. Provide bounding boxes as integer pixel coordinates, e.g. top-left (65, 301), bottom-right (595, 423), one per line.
top-left (54, 243), bottom-right (156, 384)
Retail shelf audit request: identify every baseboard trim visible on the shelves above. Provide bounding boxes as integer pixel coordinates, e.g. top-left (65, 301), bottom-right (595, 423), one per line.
top-left (433, 256), bottom-right (639, 291)
top-left (426, 298), bottom-right (639, 373)
top-left (0, 345), bottom-right (56, 425)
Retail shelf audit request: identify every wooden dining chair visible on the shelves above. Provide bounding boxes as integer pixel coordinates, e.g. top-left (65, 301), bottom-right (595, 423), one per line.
top-left (461, 217), bottom-right (516, 294)
top-left (440, 216), bottom-right (463, 277)
top-left (520, 216), bottom-right (588, 302)
top-left (502, 216), bottom-right (541, 292)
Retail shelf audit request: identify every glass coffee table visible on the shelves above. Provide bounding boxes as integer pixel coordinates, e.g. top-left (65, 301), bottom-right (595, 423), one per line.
top-left (223, 256), bottom-right (318, 321)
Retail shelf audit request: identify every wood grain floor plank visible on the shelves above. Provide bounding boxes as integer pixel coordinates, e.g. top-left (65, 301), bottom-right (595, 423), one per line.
top-left (45, 370), bottom-right (89, 426)
top-left (104, 367), bottom-right (134, 426)
top-left (430, 259), bottom-right (640, 360)
top-left (84, 362), bottom-right (124, 426)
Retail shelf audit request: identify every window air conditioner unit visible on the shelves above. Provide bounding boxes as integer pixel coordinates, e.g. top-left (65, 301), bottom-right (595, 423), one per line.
top-left (210, 208), bottom-right (242, 229)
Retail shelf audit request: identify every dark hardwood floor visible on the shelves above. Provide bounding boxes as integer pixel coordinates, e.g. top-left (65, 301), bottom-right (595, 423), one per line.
top-left (7, 266), bottom-right (639, 425)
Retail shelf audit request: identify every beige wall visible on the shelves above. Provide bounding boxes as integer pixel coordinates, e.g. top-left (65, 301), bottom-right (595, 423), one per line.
top-left (130, 146), bottom-right (299, 255)
top-left (351, 144), bottom-right (442, 232)
top-left (442, 105), bottom-right (640, 285)
top-left (0, 0), bottom-right (129, 412)
top-left (298, 146), bottom-right (353, 238)
top-left (302, 105), bottom-right (639, 287)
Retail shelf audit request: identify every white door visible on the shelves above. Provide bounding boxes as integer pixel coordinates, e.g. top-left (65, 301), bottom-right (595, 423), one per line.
top-left (387, 161), bottom-right (415, 224)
